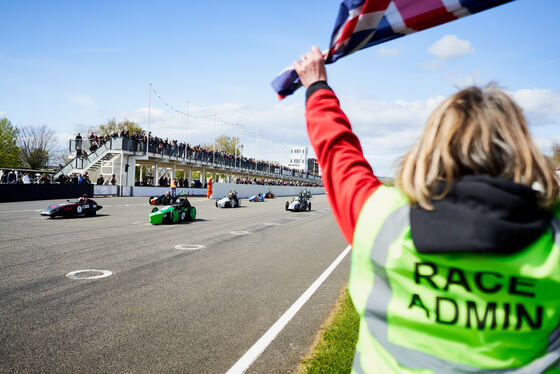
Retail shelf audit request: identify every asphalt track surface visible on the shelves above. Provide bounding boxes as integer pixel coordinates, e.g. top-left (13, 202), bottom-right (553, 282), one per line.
top-left (0, 194), bottom-right (349, 374)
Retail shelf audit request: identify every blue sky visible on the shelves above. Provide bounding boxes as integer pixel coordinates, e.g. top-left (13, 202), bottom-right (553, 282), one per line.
top-left (1, 0), bottom-right (559, 176)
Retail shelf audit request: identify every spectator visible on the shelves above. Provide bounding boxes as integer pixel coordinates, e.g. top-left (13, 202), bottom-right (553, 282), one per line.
top-left (22, 172), bottom-right (31, 184)
top-left (75, 133), bottom-right (83, 150)
top-left (97, 175), bottom-right (105, 185)
top-left (103, 177), bottom-right (110, 185)
top-left (7, 170), bottom-right (17, 184)
top-left (171, 178), bottom-right (177, 197)
top-left (110, 174), bottom-right (117, 185)
top-left (38, 173), bottom-right (50, 184)
top-left (294, 46), bottom-right (560, 373)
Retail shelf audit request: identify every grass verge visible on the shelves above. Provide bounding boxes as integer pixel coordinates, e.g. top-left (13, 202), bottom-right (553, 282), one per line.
top-left (294, 287), bottom-right (360, 374)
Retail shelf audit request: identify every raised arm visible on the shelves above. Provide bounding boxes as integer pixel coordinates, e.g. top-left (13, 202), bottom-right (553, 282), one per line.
top-left (294, 46), bottom-right (382, 244)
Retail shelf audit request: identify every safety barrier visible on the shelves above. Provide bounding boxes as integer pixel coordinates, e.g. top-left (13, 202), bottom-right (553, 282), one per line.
top-left (0, 184), bottom-right (94, 203)
top-left (93, 185), bottom-right (119, 196)
top-left (130, 186), bottom-right (208, 197)
top-left (210, 183), bottom-right (325, 199)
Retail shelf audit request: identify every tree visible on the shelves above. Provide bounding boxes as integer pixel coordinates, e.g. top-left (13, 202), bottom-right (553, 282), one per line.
top-left (18, 124), bottom-right (56, 169)
top-left (0, 117), bottom-right (22, 168)
top-left (98, 118), bottom-right (144, 136)
top-left (552, 141), bottom-right (560, 168)
top-left (205, 135), bottom-right (243, 155)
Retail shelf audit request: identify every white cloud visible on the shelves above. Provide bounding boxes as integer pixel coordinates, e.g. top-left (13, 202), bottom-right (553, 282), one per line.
top-left (428, 34), bottom-right (474, 60)
top-left (509, 88), bottom-right (560, 127)
top-left (510, 88), bottom-right (560, 115)
top-left (377, 47), bottom-right (400, 57)
top-left (68, 94), bottom-right (97, 111)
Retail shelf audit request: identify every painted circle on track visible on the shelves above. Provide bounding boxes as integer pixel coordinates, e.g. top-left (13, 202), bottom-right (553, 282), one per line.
top-left (230, 231), bottom-right (251, 235)
top-left (174, 244), bottom-right (206, 251)
top-left (65, 269), bottom-right (112, 280)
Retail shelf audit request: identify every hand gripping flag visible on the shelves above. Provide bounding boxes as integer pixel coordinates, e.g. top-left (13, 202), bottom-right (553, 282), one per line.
top-left (271, 0), bottom-right (513, 99)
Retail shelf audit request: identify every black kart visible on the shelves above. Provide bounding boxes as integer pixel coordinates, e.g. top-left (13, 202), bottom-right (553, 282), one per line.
top-left (149, 193), bottom-right (176, 205)
top-left (41, 196), bottom-right (102, 218)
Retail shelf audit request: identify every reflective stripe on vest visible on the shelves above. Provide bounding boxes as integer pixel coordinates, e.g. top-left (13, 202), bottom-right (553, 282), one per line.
top-left (350, 186), bottom-right (560, 374)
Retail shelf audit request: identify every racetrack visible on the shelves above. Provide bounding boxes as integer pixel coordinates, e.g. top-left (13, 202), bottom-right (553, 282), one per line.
top-left (0, 194), bottom-right (349, 374)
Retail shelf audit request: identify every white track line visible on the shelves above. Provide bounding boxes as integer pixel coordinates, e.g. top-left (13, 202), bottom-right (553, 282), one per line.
top-left (225, 244), bottom-right (351, 374)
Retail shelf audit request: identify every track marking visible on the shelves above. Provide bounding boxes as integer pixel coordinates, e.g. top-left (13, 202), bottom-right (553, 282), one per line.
top-left (65, 269), bottom-right (113, 280)
top-left (132, 221), bottom-right (142, 225)
top-left (174, 244), bottom-right (205, 251)
top-left (263, 223), bottom-right (280, 226)
top-left (225, 245), bottom-right (351, 374)
top-left (230, 231), bottom-right (251, 235)
top-left (284, 217), bottom-right (300, 220)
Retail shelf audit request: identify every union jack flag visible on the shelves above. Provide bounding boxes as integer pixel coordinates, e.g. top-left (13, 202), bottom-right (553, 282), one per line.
top-left (271, 0), bottom-right (514, 99)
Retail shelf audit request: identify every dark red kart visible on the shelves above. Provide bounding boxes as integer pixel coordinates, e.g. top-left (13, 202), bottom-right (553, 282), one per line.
top-left (41, 196), bottom-right (102, 218)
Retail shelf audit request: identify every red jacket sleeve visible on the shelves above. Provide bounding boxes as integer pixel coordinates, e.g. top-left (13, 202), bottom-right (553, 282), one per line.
top-left (306, 84), bottom-right (382, 244)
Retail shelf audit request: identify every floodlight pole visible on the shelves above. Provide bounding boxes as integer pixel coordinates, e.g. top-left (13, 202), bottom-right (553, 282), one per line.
top-left (146, 83), bottom-right (152, 155)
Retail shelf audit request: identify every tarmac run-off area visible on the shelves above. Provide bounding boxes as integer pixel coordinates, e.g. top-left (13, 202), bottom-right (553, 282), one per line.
top-left (0, 194), bottom-right (349, 374)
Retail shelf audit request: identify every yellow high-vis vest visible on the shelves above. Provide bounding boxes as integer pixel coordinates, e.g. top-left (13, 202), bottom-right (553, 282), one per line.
top-left (350, 185), bottom-right (560, 373)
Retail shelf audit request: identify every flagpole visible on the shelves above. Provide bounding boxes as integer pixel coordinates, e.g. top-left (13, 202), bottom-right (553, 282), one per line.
top-left (186, 100), bottom-right (189, 147)
top-left (213, 114), bottom-right (216, 166)
top-left (146, 83), bottom-right (151, 155)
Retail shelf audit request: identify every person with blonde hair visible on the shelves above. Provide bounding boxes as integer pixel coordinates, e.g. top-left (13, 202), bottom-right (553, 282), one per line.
top-left (294, 46), bottom-right (560, 373)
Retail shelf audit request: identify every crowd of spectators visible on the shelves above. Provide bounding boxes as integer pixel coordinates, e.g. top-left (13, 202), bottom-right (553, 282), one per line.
top-left (0, 170), bottom-right (53, 184)
top-left (234, 177), bottom-right (319, 187)
top-left (55, 172), bottom-right (117, 185)
top-left (72, 130), bottom-right (322, 182)
top-left (135, 177), bottom-right (203, 188)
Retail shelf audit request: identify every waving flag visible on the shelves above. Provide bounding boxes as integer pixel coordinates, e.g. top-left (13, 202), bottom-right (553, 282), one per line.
top-left (271, 0), bottom-right (514, 99)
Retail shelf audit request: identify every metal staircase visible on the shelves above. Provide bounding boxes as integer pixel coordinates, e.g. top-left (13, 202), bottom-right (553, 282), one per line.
top-left (54, 139), bottom-right (122, 179)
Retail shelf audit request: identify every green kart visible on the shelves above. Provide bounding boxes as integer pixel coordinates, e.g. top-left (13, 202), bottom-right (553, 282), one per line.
top-left (149, 196), bottom-right (197, 224)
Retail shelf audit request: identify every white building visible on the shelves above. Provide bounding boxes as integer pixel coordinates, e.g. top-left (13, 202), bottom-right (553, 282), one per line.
top-left (287, 146), bottom-right (308, 172)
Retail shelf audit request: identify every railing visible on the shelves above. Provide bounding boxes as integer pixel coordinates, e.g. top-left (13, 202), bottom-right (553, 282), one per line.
top-left (57, 139), bottom-right (115, 178)
top-left (62, 138), bottom-right (322, 183)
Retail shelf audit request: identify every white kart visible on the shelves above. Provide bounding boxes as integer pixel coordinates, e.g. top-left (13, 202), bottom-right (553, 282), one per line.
top-left (216, 195), bottom-right (241, 208)
top-left (285, 196), bottom-right (310, 212)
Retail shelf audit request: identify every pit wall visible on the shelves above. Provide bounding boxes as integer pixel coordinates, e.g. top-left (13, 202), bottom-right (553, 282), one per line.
top-left (210, 183), bottom-right (325, 199)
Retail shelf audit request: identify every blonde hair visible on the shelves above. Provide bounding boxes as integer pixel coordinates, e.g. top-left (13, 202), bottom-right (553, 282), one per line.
top-left (396, 84), bottom-right (559, 210)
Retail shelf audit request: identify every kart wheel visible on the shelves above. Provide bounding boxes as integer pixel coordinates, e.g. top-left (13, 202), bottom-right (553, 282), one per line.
top-left (285, 201), bottom-right (289, 211)
top-left (151, 207), bottom-right (159, 213)
top-left (180, 211), bottom-right (187, 221)
top-left (188, 207), bottom-right (196, 221)
top-left (89, 210), bottom-right (97, 216)
top-left (215, 200), bottom-right (218, 208)
top-left (308, 202), bottom-right (311, 211)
